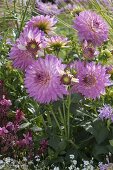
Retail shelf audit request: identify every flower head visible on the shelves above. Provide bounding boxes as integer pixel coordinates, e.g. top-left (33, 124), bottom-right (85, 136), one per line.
top-left (24, 55), bottom-right (68, 103)
top-left (25, 15), bottom-right (57, 35)
top-left (36, 1), bottom-right (60, 15)
top-left (9, 27), bottom-right (44, 71)
top-left (82, 40), bottom-right (98, 59)
top-left (71, 61), bottom-right (110, 99)
top-left (98, 104), bottom-right (113, 121)
top-left (45, 36), bottom-right (69, 51)
top-left (73, 10), bottom-right (109, 46)
top-left (99, 163), bottom-right (113, 170)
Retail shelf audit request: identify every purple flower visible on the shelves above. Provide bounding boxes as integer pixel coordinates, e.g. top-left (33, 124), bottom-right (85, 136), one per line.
top-left (24, 55), bottom-right (68, 103)
top-left (9, 27), bottom-right (44, 71)
top-left (63, 4), bottom-right (77, 12)
top-left (73, 10), bottom-right (109, 46)
top-left (98, 104), bottom-right (113, 121)
top-left (71, 61), bottom-right (110, 99)
top-left (99, 163), bottom-right (113, 170)
top-left (75, 0), bottom-right (88, 2)
top-left (25, 15), bottom-right (57, 35)
top-left (36, 1), bottom-right (60, 15)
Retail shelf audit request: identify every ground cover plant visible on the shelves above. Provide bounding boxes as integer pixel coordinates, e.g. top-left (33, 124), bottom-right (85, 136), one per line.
top-left (1, 0), bottom-right (113, 169)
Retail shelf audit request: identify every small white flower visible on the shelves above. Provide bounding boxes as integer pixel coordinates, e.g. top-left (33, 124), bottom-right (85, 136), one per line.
top-left (4, 157), bottom-right (11, 164)
top-left (0, 160), bottom-right (4, 165)
top-left (83, 161), bottom-right (89, 166)
top-left (72, 160), bottom-right (77, 165)
top-left (28, 161), bottom-right (33, 165)
top-left (53, 167), bottom-right (60, 170)
top-left (68, 165), bottom-right (73, 170)
top-left (69, 154), bottom-right (75, 160)
top-left (0, 164), bottom-right (5, 169)
top-left (23, 157), bottom-right (27, 162)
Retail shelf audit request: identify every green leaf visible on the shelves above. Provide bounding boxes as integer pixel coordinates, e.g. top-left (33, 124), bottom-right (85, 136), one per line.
top-left (109, 139), bottom-right (113, 147)
top-left (19, 122), bottom-right (31, 129)
top-left (93, 145), bottom-right (108, 156)
top-left (92, 119), bottom-right (109, 144)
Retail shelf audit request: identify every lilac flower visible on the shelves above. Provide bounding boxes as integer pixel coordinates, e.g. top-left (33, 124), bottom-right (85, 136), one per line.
top-left (99, 164), bottom-right (108, 170)
top-left (71, 61), bottom-right (110, 99)
top-left (9, 27), bottom-right (44, 71)
top-left (75, 0), bottom-right (88, 2)
top-left (73, 10), bottom-right (109, 46)
top-left (36, 1), bottom-right (60, 15)
top-left (55, 0), bottom-right (68, 5)
top-left (99, 163), bottom-right (113, 170)
top-left (99, 0), bottom-right (113, 11)
top-left (98, 104), bottom-right (113, 121)
top-left (25, 15), bottom-right (57, 35)
top-left (63, 4), bottom-right (78, 13)
top-left (24, 55), bottom-right (68, 103)
top-left (45, 36), bottom-right (69, 51)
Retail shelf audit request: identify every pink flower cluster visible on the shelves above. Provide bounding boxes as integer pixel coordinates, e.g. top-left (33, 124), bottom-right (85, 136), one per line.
top-left (38, 139), bottom-right (48, 155)
top-left (0, 106), bottom-right (34, 158)
top-left (9, 11), bottom-right (111, 103)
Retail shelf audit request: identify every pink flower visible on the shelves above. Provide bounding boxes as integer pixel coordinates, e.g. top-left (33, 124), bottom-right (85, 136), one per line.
top-left (15, 109), bottom-right (25, 123)
top-left (71, 61), bottom-right (111, 99)
top-left (9, 27), bottom-right (45, 71)
top-left (73, 10), bottom-right (109, 46)
top-left (24, 55), bottom-right (68, 103)
top-left (25, 15), bottom-right (57, 35)
top-left (0, 127), bottom-right (8, 136)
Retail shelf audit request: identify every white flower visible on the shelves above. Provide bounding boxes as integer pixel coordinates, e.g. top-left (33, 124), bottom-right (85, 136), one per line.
top-left (53, 167), bottom-right (60, 170)
top-left (0, 164), bottom-right (5, 170)
top-left (83, 160), bottom-right (89, 166)
top-left (72, 160), bottom-right (77, 165)
top-left (0, 160), bottom-right (4, 165)
top-left (4, 157), bottom-right (11, 164)
top-left (69, 154), bottom-right (75, 160)
top-left (23, 157), bottom-right (27, 162)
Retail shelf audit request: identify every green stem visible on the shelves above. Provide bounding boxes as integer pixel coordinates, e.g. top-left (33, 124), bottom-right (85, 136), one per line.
top-left (51, 111), bottom-right (61, 131)
top-left (41, 114), bottom-right (47, 130)
top-left (58, 107), bottom-right (66, 137)
top-left (63, 101), bottom-right (67, 138)
top-left (19, 0), bottom-right (30, 34)
top-left (67, 94), bottom-right (71, 139)
top-left (50, 105), bottom-right (62, 134)
top-left (68, 140), bottom-right (79, 149)
top-left (46, 111), bottom-right (52, 126)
